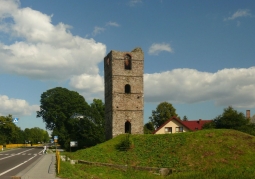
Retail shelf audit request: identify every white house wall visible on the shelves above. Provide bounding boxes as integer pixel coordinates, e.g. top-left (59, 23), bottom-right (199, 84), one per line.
top-left (155, 120), bottom-right (189, 134)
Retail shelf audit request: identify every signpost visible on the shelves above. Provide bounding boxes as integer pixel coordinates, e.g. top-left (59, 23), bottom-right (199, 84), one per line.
top-left (54, 136), bottom-right (58, 152)
top-left (70, 141), bottom-right (78, 152)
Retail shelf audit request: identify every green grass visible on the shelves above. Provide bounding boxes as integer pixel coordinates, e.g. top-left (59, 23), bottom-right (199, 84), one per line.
top-left (58, 129), bottom-right (255, 178)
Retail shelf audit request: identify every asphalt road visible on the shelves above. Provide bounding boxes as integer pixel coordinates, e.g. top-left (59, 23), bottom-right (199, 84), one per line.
top-left (0, 147), bottom-right (44, 179)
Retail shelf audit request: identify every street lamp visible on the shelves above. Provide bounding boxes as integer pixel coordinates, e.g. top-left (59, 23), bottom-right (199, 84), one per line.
top-left (0, 122), bottom-right (5, 151)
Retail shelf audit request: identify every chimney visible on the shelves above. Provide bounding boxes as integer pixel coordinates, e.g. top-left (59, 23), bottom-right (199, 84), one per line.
top-left (246, 110), bottom-right (250, 119)
top-left (198, 119), bottom-right (201, 124)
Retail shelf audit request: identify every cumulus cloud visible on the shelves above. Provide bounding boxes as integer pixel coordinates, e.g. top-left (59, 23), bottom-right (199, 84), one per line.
top-left (224, 9), bottom-right (252, 21)
top-left (144, 67), bottom-right (255, 108)
top-left (148, 43), bottom-right (174, 55)
top-left (0, 95), bottom-right (39, 116)
top-left (0, 0), bottom-right (106, 80)
top-left (69, 74), bottom-right (104, 93)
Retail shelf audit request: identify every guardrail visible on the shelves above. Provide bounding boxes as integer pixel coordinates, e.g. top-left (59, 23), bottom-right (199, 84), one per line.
top-left (6, 144), bottom-right (31, 148)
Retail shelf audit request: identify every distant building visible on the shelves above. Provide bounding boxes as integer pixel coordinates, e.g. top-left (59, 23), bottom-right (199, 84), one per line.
top-left (153, 116), bottom-right (212, 134)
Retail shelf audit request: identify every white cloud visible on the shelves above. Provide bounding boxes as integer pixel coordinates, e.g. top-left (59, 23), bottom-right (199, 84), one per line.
top-left (144, 67), bottom-right (255, 108)
top-left (69, 74), bottom-right (104, 101)
top-left (106, 21), bottom-right (120, 27)
top-left (224, 9), bottom-right (252, 21)
top-left (92, 26), bottom-right (105, 36)
top-left (0, 0), bottom-right (106, 80)
top-left (129, 0), bottom-right (142, 6)
top-left (69, 74), bottom-right (104, 93)
top-left (0, 95), bottom-right (39, 116)
top-left (148, 43), bottom-right (174, 55)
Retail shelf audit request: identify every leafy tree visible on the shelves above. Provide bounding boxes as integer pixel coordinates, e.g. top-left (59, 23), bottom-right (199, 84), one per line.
top-left (74, 99), bottom-right (105, 148)
top-left (250, 114), bottom-right (255, 124)
top-left (149, 102), bottom-right (178, 128)
top-left (182, 115), bottom-right (188, 121)
top-left (37, 87), bottom-right (89, 149)
top-left (0, 115), bottom-right (24, 144)
top-left (213, 106), bottom-right (249, 130)
top-left (202, 121), bottom-right (216, 129)
top-left (144, 122), bottom-right (154, 134)
top-left (236, 123), bottom-right (255, 136)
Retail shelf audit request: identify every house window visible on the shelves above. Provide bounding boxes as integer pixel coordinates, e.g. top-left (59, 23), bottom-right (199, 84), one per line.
top-left (165, 127), bottom-right (172, 134)
top-left (176, 127), bottom-right (183, 133)
top-left (124, 54), bottom-right (131, 70)
top-left (125, 84), bottom-right (131, 93)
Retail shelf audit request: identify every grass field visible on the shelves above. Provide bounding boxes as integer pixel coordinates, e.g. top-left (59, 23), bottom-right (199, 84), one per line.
top-left (58, 129), bottom-right (255, 178)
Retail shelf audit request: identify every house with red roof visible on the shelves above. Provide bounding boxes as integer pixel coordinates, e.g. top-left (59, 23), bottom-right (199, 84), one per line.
top-left (153, 116), bottom-right (212, 134)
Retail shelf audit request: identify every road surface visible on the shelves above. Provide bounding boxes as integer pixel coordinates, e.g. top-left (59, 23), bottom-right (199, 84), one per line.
top-left (0, 147), bottom-right (44, 179)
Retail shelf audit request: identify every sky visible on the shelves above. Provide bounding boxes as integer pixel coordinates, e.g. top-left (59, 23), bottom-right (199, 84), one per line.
top-left (0, 0), bottom-right (254, 131)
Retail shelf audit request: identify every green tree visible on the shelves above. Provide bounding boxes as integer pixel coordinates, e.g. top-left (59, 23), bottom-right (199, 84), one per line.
top-left (37, 87), bottom-right (89, 149)
top-left (250, 114), bottom-right (255, 124)
top-left (0, 115), bottom-right (23, 144)
top-left (213, 106), bottom-right (249, 129)
top-left (182, 115), bottom-right (188, 121)
top-left (74, 99), bottom-right (105, 148)
top-left (149, 102), bottom-right (178, 128)
top-left (144, 122), bottom-right (154, 134)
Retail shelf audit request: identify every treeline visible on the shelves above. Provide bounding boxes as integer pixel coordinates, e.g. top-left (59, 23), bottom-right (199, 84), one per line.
top-left (0, 115), bottom-right (49, 145)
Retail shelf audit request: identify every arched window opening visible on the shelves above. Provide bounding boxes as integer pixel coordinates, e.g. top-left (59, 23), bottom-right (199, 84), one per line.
top-left (125, 121), bottom-right (131, 134)
top-left (124, 54), bottom-right (131, 70)
top-left (125, 84), bottom-right (131, 93)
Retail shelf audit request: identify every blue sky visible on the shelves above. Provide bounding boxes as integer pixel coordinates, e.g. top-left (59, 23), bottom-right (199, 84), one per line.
top-left (0, 0), bottom-right (254, 130)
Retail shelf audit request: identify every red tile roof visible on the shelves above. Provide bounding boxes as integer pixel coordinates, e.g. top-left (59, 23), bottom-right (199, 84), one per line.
top-left (182, 119), bottom-right (212, 131)
top-left (153, 116), bottom-right (212, 134)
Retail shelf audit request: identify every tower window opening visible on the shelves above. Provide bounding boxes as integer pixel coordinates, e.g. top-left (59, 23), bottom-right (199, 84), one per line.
top-left (124, 54), bottom-right (131, 70)
top-left (125, 121), bottom-right (131, 134)
top-left (125, 84), bottom-right (131, 93)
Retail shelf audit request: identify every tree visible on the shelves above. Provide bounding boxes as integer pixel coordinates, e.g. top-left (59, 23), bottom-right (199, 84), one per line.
top-left (149, 102), bottom-right (178, 128)
top-left (250, 114), bottom-right (255, 124)
top-left (0, 115), bottom-right (24, 144)
top-left (144, 122), bottom-right (154, 134)
top-left (37, 87), bottom-right (89, 149)
top-left (182, 115), bottom-right (188, 121)
top-left (213, 106), bottom-right (249, 129)
top-left (75, 99), bottom-right (106, 147)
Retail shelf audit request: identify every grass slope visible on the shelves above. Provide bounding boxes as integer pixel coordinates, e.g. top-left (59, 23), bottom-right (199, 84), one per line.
top-left (62, 129), bottom-right (255, 178)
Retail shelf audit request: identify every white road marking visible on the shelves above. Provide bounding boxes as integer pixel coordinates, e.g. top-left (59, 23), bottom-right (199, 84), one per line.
top-left (0, 148), bottom-right (34, 161)
top-left (0, 155), bottom-right (37, 176)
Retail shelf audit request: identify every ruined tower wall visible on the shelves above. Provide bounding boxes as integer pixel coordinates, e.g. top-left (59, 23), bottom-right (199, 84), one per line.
top-left (104, 48), bottom-right (144, 140)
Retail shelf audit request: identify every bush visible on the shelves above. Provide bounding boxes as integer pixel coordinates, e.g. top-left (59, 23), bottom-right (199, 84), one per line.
top-left (115, 134), bottom-right (133, 151)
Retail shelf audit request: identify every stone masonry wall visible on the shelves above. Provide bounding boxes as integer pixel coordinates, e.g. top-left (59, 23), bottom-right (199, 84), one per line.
top-left (104, 48), bottom-right (144, 140)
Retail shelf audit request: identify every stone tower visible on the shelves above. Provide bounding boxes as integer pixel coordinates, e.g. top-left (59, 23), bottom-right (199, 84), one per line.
top-left (104, 48), bottom-right (144, 140)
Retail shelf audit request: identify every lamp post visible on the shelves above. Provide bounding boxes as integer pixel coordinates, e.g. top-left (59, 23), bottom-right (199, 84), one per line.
top-left (0, 122), bottom-right (5, 151)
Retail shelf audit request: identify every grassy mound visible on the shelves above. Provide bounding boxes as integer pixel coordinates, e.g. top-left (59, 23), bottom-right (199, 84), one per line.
top-left (67, 129), bottom-right (255, 172)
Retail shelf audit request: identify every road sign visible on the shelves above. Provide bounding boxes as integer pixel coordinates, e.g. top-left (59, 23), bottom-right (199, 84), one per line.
top-left (70, 141), bottom-right (78, 147)
top-left (12, 118), bottom-right (19, 123)
top-left (54, 136), bottom-right (58, 142)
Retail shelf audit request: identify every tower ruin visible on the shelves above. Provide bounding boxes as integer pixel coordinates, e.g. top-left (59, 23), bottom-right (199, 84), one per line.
top-left (104, 48), bottom-right (144, 140)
